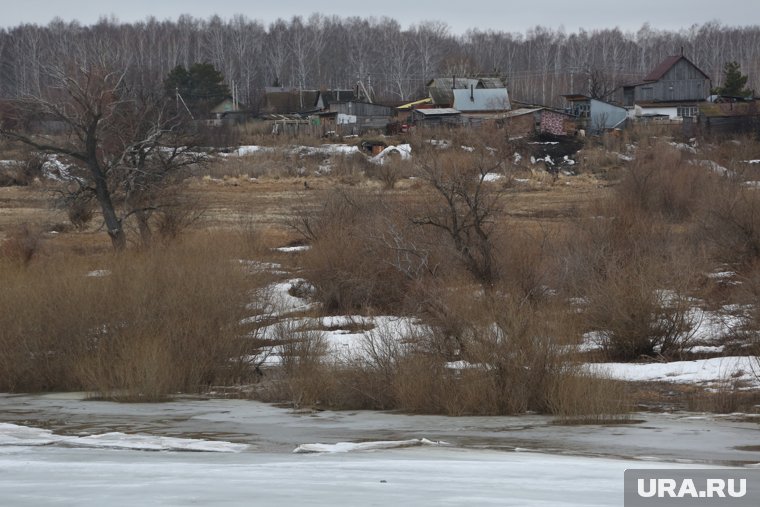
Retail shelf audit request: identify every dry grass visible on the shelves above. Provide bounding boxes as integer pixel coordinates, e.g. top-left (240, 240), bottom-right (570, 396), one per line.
top-left (0, 232), bottom-right (265, 400)
top-left (3, 127), bottom-right (760, 418)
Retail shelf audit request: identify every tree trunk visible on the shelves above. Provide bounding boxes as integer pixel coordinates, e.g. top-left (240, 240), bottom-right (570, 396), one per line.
top-left (89, 161), bottom-right (126, 251)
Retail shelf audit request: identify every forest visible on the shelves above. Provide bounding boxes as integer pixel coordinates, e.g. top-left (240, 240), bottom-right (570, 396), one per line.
top-left (0, 15), bottom-right (758, 108)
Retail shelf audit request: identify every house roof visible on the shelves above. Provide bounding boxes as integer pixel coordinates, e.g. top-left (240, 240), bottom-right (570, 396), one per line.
top-left (643, 55), bottom-right (710, 82)
top-left (427, 77), bottom-right (508, 106)
top-left (397, 98), bottom-right (433, 110)
top-left (263, 88), bottom-right (320, 114)
top-left (452, 88), bottom-right (510, 112)
top-left (503, 107), bottom-right (544, 117)
top-left (562, 94), bottom-right (590, 101)
top-left (316, 89), bottom-right (356, 108)
top-left (635, 101), bottom-right (701, 108)
top-left (414, 108), bottom-right (461, 116)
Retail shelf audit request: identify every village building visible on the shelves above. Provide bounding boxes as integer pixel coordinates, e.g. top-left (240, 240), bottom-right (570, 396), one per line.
top-left (427, 77), bottom-right (509, 109)
top-left (562, 95), bottom-right (628, 133)
top-left (621, 54), bottom-right (711, 121)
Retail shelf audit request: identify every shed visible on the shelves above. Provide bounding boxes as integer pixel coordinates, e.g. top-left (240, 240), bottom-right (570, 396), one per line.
top-left (563, 95), bottom-right (627, 134)
top-left (412, 108), bottom-right (462, 127)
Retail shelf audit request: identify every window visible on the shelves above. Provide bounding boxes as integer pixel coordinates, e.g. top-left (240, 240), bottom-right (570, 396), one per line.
top-left (677, 106), bottom-right (698, 118)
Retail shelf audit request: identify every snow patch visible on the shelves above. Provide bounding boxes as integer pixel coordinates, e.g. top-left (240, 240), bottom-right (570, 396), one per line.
top-left (293, 438), bottom-right (446, 454)
top-left (370, 144), bottom-right (412, 164)
top-left (589, 356), bottom-right (758, 386)
top-left (0, 423), bottom-right (246, 452)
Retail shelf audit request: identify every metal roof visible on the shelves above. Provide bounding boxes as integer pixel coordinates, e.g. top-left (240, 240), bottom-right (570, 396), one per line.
top-left (503, 107), bottom-right (543, 117)
top-left (414, 108), bottom-right (461, 116)
top-left (452, 88), bottom-right (510, 112)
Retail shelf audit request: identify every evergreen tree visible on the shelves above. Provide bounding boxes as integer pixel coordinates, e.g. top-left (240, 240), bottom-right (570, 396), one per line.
top-left (164, 63), bottom-right (230, 115)
top-left (714, 61), bottom-right (753, 97)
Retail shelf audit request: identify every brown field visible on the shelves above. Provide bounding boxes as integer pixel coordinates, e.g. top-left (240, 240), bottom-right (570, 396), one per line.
top-left (1, 131), bottom-right (758, 418)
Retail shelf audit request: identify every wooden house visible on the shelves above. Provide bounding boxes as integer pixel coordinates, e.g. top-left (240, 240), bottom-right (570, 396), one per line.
top-left (622, 55), bottom-right (711, 120)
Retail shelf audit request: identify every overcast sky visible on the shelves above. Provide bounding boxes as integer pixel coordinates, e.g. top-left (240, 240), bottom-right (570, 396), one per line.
top-left (1, 0), bottom-right (758, 34)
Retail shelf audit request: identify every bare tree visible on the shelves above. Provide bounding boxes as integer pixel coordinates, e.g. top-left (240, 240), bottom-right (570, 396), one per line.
top-left (411, 131), bottom-right (508, 285)
top-left (0, 63), bottom-right (201, 249)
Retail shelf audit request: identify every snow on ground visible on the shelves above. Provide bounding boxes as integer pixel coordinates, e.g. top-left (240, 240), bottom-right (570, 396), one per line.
top-left (590, 356), bottom-right (759, 387)
top-left (0, 423), bottom-right (247, 452)
top-left (245, 278), bottom-right (319, 321)
top-left (252, 314), bottom-right (423, 365)
top-left (370, 144), bottom-right (412, 164)
top-left (293, 438), bottom-right (445, 454)
top-left (274, 245), bottom-right (310, 253)
top-left (223, 144), bottom-right (360, 158)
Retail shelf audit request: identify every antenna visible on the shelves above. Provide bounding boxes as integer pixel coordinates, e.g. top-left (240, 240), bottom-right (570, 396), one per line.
top-left (176, 88), bottom-right (194, 120)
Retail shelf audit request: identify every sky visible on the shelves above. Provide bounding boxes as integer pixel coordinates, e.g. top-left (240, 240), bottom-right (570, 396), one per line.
top-left (1, 0), bottom-right (758, 34)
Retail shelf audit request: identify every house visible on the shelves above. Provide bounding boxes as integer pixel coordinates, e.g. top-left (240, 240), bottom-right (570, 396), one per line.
top-left (314, 89), bottom-right (356, 111)
top-left (690, 99), bottom-right (760, 136)
top-left (427, 77), bottom-right (509, 108)
top-left (621, 54), bottom-right (711, 120)
top-left (498, 107), bottom-right (576, 137)
top-left (563, 95), bottom-right (627, 134)
top-left (411, 108), bottom-right (462, 127)
top-left (318, 100), bottom-right (394, 135)
top-left (262, 87), bottom-right (320, 114)
top-left (208, 97), bottom-right (248, 124)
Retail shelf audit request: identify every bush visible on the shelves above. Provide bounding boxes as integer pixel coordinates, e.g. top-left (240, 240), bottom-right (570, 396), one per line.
top-left (0, 233), bottom-right (260, 399)
top-left (1, 223), bottom-right (42, 265)
top-left (297, 188), bottom-right (423, 313)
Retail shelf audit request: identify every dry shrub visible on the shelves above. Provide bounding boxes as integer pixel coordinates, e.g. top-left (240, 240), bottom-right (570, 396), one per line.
top-left (700, 182), bottom-right (760, 265)
top-left (0, 255), bottom-right (102, 391)
top-left (1, 223), bottom-right (42, 265)
top-left (686, 382), bottom-right (760, 414)
top-left (0, 152), bottom-right (44, 186)
top-left (582, 254), bottom-right (699, 361)
top-left (493, 224), bottom-right (557, 302)
top-left (392, 295), bottom-right (610, 417)
top-left (0, 233), bottom-right (259, 399)
top-left (297, 188), bottom-right (421, 313)
top-left (333, 323), bottom-right (409, 410)
top-left (66, 194), bottom-right (95, 230)
top-left (275, 325), bottom-right (335, 409)
top-left (560, 186), bottom-right (706, 361)
top-left (615, 142), bottom-right (714, 222)
top-left (547, 370), bottom-right (630, 424)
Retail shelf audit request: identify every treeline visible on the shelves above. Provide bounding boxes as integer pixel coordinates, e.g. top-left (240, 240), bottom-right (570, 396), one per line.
top-left (1, 14), bottom-right (759, 107)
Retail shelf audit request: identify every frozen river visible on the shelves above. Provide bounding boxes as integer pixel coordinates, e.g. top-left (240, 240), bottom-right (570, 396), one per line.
top-left (1, 393), bottom-right (759, 506)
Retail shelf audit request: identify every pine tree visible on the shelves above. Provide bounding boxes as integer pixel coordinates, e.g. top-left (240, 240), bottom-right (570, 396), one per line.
top-left (164, 63), bottom-right (230, 115)
top-left (715, 61), bottom-right (752, 97)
